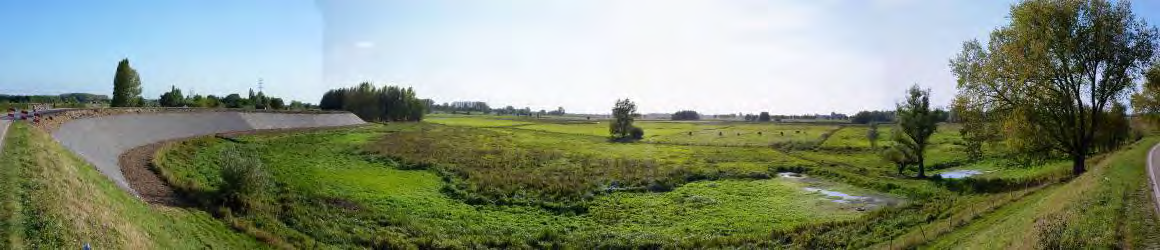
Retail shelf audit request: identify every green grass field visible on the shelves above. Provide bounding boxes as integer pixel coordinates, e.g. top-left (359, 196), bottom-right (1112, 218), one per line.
top-left (153, 124), bottom-right (886, 247)
top-left (143, 114), bottom-right (1159, 248)
top-left (422, 114), bottom-right (838, 147)
top-left (819, 125), bottom-right (893, 149)
top-left (424, 115), bottom-right (535, 127)
top-left (4, 114), bottom-right (1155, 248)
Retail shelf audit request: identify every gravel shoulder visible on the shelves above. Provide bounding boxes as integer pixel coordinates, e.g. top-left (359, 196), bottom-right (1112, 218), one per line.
top-left (120, 139), bottom-right (187, 206)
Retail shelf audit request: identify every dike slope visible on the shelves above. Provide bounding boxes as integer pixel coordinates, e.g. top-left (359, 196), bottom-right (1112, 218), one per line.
top-left (51, 111), bottom-right (364, 195)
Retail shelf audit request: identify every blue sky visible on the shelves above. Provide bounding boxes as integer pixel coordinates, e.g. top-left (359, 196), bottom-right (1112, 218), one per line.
top-left (2, 1), bottom-right (1159, 114)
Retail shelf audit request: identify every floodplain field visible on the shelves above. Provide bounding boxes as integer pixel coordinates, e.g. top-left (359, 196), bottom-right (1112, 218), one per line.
top-left (154, 123), bottom-right (892, 247)
top-left (8, 113), bottom-right (1150, 248)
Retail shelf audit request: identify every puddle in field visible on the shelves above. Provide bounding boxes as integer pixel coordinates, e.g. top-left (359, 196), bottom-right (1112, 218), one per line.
top-left (777, 172), bottom-right (805, 179)
top-left (803, 187), bottom-right (880, 204)
top-left (939, 170), bottom-right (983, 179)
top-left (777, 172), bottom-right (902, 209)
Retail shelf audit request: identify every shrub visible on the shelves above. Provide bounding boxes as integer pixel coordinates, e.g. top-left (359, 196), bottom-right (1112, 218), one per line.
top-left (218, 146), bottom-right (272, 213)
top-left (630, 126), bottom-right (644, 140)
top-left (646, 180), bottom-right (673, 192)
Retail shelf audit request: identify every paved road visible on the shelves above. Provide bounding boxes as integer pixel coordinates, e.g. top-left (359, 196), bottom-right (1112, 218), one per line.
top-left (1149, 143), bottom-right (1160, 215)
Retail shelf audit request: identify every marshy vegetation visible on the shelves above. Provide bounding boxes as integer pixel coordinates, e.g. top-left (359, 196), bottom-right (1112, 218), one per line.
top-left (139, 107), bottom-right (1160, 248)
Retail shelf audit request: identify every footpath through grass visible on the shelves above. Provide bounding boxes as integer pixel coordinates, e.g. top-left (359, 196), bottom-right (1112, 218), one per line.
top-left (0, 122), bottom-right (262, 249)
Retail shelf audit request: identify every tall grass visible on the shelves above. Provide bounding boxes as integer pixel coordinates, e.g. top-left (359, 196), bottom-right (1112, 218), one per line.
top-left (0, 122), bottom-right (263, 249)
top-left (151, 124), bottom-right (905, 248)
top-left (367, 125), bottom-right (791, 213)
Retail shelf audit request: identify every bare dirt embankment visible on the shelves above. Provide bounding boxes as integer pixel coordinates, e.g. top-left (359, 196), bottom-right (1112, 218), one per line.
top-left (50, 109), bottom-right (365, 196)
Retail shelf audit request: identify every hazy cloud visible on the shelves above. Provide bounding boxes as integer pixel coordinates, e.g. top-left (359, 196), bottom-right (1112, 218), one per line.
top-left (318, 0), bottom-right (1016, 114)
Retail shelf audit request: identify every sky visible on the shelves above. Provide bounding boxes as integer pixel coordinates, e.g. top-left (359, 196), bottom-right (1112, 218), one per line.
top-left (2, 0), bottom-right (1159, 114)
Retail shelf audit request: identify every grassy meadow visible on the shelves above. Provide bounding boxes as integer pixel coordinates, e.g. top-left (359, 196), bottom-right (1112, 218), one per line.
top-left (154, 124), bottom-right (882, 247)
top-left (150, 114), bottom-right (1151, 248)
top-left (4, 113), bottom-right (1154, 248)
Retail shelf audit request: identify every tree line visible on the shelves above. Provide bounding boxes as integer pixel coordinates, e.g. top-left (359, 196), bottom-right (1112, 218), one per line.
top-left (430, 101), bottom-right (490, 114)
top-left (157, 86), bottom-right (305, 110)
top-left (671, 110), bottom-right (700, 121)
top-left (110, 59), bottom-right (309, 110)
top-left (319, 82), bottom-right (426, 122)
top-left (742, 112), bottom-right (773, 122)
top-left (428, 101), bottom-right (568, 117)
top-left (850, 111), bottom-right (895, 124)
top-left (850, 110), bottom-right (951, 125)
top-left (0, 93), bottom-right (108, 104)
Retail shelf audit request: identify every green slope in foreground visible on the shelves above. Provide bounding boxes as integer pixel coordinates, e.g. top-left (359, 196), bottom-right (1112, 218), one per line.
top-left (0, 122), bottom-right (263, 249)
top-left (924, 137), bottom-right (1160, 249)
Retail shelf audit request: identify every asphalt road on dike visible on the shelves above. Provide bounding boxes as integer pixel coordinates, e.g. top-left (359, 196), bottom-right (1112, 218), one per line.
top-left (1148, 143), bottom-right (1160, 215)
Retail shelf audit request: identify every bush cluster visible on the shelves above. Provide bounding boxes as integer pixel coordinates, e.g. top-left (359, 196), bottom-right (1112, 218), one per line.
top-left (217, 145), bottom-right (272, 214)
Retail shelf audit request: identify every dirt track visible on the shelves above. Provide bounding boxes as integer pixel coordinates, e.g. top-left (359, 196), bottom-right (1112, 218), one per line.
top-left (51, 111), bottom-right (364, 196)
top-left (120, 139), bottom-right (186, 206)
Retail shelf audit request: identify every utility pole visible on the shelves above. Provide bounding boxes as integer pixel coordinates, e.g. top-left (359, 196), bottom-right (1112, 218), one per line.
top-left (258, 78), bottom-right (266, 110)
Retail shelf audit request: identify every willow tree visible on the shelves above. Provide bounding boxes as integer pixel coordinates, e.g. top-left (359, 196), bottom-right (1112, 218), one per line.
top-left (609, 99), bottom-right (639, 141)
top-left (897, 85), bottom-right (939, 178)
top-left (951, 0), bottom-right (1157, 175)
